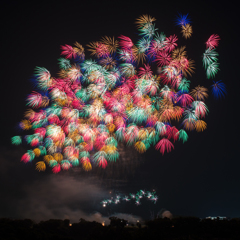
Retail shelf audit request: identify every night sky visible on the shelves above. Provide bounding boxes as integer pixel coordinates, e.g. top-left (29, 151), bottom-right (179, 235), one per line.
top-left (1, 1), bottom-right (239, 223)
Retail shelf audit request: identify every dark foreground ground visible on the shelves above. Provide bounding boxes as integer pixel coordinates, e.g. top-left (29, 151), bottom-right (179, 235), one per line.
top-left (1, 216), bottom-right (240, 240)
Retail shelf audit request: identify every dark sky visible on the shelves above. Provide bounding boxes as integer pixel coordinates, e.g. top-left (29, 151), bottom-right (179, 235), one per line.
top-left (0, 0), bottom-right (239, 223)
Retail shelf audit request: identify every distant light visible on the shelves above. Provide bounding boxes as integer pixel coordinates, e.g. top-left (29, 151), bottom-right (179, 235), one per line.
top-left (206, 216), bottom-right (227, 220)
top-left (69, 223), bottom-right (72, 226)
top-left (102, 222), bottom-right (105, 226)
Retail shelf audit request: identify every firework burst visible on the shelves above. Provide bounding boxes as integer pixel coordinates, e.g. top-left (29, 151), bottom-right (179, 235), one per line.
top-left (12, 14), bottom-right (225, 173)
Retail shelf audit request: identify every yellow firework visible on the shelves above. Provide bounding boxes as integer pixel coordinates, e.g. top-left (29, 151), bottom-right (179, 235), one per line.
top-left (24, 109), bottom-right (35, 119)
top-left (138, 129), bottom-right (149, 140)
top-left (172, 46), bottom-right (187, 60)
top-left (87, 41), bottom-right (109, 58)
top-left (53, 153), bottom-right (63, 162)
top-left (195, 120), bottom-right (207, 132)
top-left (41, 96), bottom-right (49, 108)
top-left (135, 141), bottom-right (146, 153)
top-left (43, 155), bottom-right (54, 164)
top-left (182, 58), bottom-right (195, 77)
top-left (135, 15), bottom-right (156, 29)
top-left (82, 161), bottom-right (92, 171)
top-left (33, 148), bottom-right (41, 157)
top-left (107, 123), bottom-right (116, 133)
top-left (99, 56), bottom-right (117, 70)
top-left (181, 24), bottom-right (193, 39)
top-left (58, 69), bottom-right (68, 78)
top-left (132, 45), bottom-right (146, 64)
top-left (19, 120), bottom-right (32, 130)
top-left (100, 36), bottom-right (119, 54)
top-left (73, 41), bottom-right (85, 57)
top-left (36, 161), bottom-right (46, 171)
top-left (190, 86), bottom-right (208, 101)
top-left (182, 118), bottom-right (196, 131)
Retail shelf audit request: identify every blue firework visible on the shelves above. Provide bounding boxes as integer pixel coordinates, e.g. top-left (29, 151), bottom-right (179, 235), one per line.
top-left (211, 81), bottom-right (227, 99)
top-left (175, 13), bottom-right (191, 26)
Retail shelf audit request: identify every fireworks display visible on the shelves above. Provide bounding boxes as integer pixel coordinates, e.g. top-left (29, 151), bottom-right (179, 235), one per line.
top-left (11, 14), bottom-right (226, 173)
top-left (101, 189), bottom-right (158, 207)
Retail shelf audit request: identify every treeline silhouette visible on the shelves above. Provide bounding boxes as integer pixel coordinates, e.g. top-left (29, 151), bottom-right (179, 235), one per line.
top-left (1, 216), bottom-right (240, 240)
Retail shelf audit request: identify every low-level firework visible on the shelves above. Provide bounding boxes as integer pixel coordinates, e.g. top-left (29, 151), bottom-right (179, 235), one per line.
top-left (100, 189), bottom-right (158, 207)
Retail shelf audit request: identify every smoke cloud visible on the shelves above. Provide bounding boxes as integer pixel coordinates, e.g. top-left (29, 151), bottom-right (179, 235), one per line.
top-left (0, 146), bottom-right (143, 224)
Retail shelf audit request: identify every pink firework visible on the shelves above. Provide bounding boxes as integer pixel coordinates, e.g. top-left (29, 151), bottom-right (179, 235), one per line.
top-left (155, 138), bottom-right (174, 155)
top-left (165, 34), bottom-right (178, 52)
top-left (61, 44), bottom-right (77, 59)
top-left (206, 34), bottom-right (220, 49)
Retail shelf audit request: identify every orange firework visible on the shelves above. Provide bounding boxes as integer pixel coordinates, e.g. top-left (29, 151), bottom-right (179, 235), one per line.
top-left (181, 24), bottom-right (193, 39)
